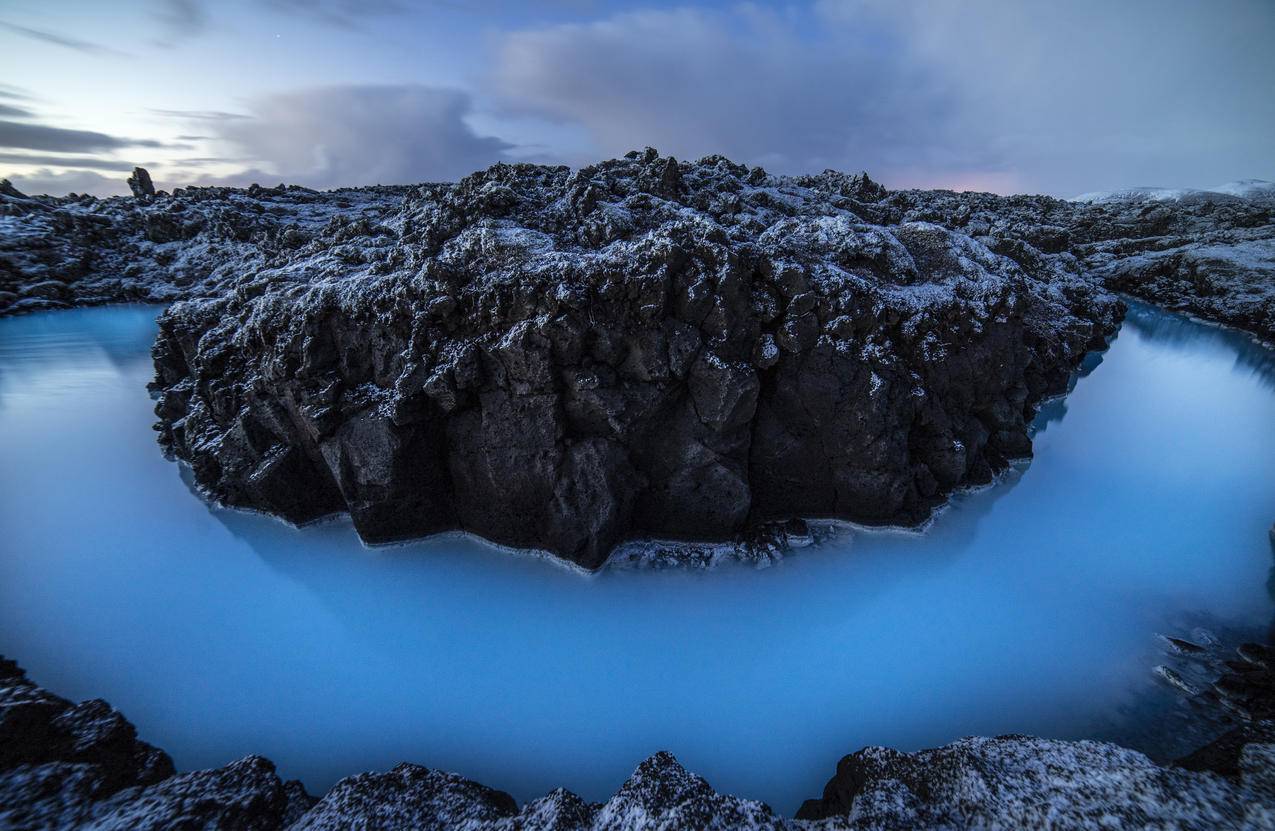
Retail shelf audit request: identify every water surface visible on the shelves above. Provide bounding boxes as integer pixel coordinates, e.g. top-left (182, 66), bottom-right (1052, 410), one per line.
top-left (1, 302), bottom-right (1273, 812)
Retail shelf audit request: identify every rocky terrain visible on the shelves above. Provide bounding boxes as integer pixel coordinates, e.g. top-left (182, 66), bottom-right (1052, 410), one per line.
top-left (0, 173), bottom-right (408, 315)
top-left (3, 656), bottom-right (1272, 830)
top-left (5, 157), bottom-right (1273, 566)
top-left (885, 183), bottom-right (1275, 343)
top-left (141, 151), bottom-right (1125, 567)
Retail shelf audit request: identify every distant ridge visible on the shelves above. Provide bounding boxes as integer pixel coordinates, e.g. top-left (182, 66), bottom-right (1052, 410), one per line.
top-left (1072, 179), bottom-right (1275, 203)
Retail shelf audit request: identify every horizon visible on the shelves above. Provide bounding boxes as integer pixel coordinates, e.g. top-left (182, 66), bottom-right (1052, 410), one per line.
top-left (2, 0), bottom-right (1273, 200)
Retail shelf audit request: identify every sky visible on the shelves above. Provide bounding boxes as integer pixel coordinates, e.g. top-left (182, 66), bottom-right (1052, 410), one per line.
top-left (0, 0), bottom-right (1272, 198)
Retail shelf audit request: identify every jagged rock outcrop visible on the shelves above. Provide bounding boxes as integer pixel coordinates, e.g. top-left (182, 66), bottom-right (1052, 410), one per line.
top-left (148, 151), bottom-right (1121, 567)
top-left (127, 167), bottom-right (156, 199)
top-left (3, 657), bottom-right (1273, 830)
top-left (5, 163), bottom-right (1271, 341)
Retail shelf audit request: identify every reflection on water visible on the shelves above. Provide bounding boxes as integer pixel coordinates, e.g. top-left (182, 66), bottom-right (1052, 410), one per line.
top-left (1122, 298), bottom-right (1275, 393)
top-left (1, 303), bottom-right (1273, 813)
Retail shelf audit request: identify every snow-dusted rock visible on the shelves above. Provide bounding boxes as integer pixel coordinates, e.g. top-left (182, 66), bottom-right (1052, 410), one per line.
top-left (884, 181), bottom-right (1275, 342)
top-left (0, 177), bottom-right (409, 315)
top-left (797, 735), bottom-right (1273, 830)
top-left (149, 151), bottom-right (1119, 568)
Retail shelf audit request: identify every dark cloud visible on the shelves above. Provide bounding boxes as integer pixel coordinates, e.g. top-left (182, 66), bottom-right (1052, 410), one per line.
top-left (149, 108), bottom-right (251, 121)
top-left (4, 168), bottom-right (128, 197)
top-left (205, 85), bottom-right (512, 187)
top-left (0, 20), bottom-right (131, 58)
top-left (0, 85), bottom-right (33, 102)
top-left (152, 0), bottom-right (209, 45)
top-left (492, 7), bottom-right (976, 184)
top-left (0, 120), bottom-right (166, 153)
top-left (493, 1), bottom-right (1275, 195)
top-left (0, 152), bottom-right (134, 171)
top-left (170, 156), bottom-right (250, 167)
top-left (0, 104), bottom-right (32, 118)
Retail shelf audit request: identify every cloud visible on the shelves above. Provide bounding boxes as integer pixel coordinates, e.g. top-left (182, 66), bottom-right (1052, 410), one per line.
top-left (492, 7), bottom-right (977, 184)
top-left (151, 0), bottom-right (209, 45)
top-left (0, 104), bottom-right (32, 118)
top-left (0, 85), bottom-right (31, 101)
top-left (4, 168), bottom-right (128, 197)
top-left (149, 108), bottom-right (251, 121)
top-left (492, 1), bottom-right (1275, 195)
top-left (0, 152), bottom-right (134, 171)
top-left (0, 120), bottom-right (165, 152)
top-left (0, 20), bottom-right (131, 58)
top-left (262, 0), bottom-right (406, 30)
top-left (202, 85), bottom-right (512, 188)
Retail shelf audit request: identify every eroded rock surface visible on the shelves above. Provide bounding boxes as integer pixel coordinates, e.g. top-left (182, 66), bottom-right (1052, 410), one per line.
top-left (146, 151), bottom-right (1120, 566)
top-left (0, 176), bottom-right (408, 316)
top-left (885, 183), bottom-right (1275, 342)
top-left (3, 657), bottom-right (1273, 830)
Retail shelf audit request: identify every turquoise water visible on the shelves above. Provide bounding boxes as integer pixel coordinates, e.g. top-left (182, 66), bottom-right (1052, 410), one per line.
top-left (1, 302), bottom-right (1273, 813)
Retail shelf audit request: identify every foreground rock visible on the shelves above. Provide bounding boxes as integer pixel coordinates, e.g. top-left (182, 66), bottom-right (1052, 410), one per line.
top-left (148, 151), bottom-right (1120, 567)
top-left (3, 657), bottom-right (1272, 830)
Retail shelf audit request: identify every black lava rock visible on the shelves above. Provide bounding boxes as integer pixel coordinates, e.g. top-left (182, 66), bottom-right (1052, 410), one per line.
top-left (149, 152), bottom-right (1122, 567)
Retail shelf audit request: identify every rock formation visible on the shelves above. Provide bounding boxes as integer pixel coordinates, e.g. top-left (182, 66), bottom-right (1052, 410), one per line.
top-left (127, 167), bottom-right (156, 199)
top-left (146, 151), bottom-right (1121, 566)
top-left (2, 657), bottom-right (1272, 830)
top-left (0, 177), bottom-right (409, 315)
top-left (2, 154), bottom-right (1273, 568)
top-left (884, 185), bottom-right (1275, 343)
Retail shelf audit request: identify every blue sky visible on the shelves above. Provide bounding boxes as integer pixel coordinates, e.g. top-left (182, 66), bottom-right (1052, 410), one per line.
top-left (1, 0), bottom-right (1273, 197)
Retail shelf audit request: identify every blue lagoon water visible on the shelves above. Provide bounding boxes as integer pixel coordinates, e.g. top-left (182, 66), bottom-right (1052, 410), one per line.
top-left (1, 302), bottom-right (1273, 813)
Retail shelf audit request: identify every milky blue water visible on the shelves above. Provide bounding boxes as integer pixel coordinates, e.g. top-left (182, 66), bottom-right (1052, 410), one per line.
top-left (1, 302), bottom-right (1273, 813)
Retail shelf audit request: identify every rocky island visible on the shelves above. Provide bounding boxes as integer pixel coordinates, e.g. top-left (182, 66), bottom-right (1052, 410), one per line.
top-left (6, 153), bottom-right (1273, 568)
top-left (143, 151), bottom-right (1125, 567)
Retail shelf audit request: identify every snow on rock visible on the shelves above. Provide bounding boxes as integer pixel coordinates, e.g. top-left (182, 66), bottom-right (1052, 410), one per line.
top-left (797, 735), bottom-right (1274, 830)
top-left (0, 178), bottom-right (410, 317)
top-left (885, 183), bottom-right (1275, 342)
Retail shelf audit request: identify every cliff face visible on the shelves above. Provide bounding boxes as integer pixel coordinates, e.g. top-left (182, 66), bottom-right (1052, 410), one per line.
top-left (147, 151), bottom-right (1120, 567)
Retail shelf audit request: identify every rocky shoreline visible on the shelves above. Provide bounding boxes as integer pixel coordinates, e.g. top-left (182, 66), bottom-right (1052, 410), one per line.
top-left (2, 654), bottom-right (1273, 830)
